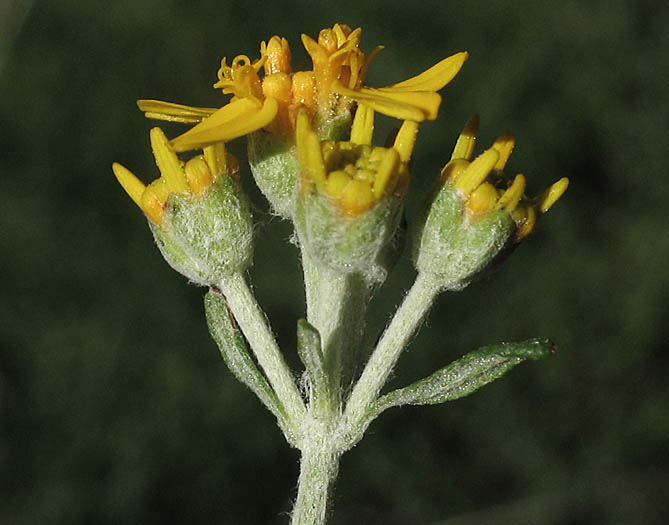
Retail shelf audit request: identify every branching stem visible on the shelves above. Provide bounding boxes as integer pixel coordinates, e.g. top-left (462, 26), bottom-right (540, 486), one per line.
top-left (219, 272), bottom-right (306, 437)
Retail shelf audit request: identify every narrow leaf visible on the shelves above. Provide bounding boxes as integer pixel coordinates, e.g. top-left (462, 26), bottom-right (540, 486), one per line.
top-left (371, 338), bottom-right (554, 417)
top-left (296, 320), bottom-right (330, 409)
top-left (204, 289), bottom-right (286, 422)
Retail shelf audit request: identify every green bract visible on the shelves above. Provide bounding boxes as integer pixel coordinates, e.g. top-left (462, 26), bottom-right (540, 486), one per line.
top-left (295, 188), bottom-right (404, 286)
top-left (413, 178), bottom-right (514, 290)
top-left (151, 174), bottom-right (253, 286)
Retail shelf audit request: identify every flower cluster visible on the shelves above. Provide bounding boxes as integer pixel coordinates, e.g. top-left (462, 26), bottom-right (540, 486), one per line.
top-left (110, 24), bottom-right (570, 525)
top-left (114, 23), bottom-right (567, 290)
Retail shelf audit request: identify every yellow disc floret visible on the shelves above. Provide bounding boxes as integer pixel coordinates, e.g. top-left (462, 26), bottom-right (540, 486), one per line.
top-left (442, 116), bottom-right (569, 239)
top-left (296, 107), bottom-right (414, 217)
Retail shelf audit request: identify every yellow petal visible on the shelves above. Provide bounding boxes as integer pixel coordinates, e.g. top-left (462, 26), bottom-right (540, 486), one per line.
top-left (537, 177), bottom-right (569, 213)
top-left (170, 98), bottom-right (278, 153)
top-left (451, 114), bottom-right (479, 161)
top-left (296, 109), bottom-right (326, 189)
top-left (150, 127), bottom-right (190, 194)
top-left (112, 163), bottom-right (146, 208)
top-left (393, 120), bottom-right (419, 162)
top-left (350, 103), bottom-right (375, 145)
top-left (455, 148), bottom-right (499, 197)
top-left (331, 81), bottom-right (429, 121)
top-left (372, 148), bottom-right (400, 199)
top-left (385, 51), bottom-right (469, 92)
top-left (137, 99), bottom-right (217, 124)
top-left (356, 85), bottom-right (443, 120)
top-left (496, 174), bottom-right (526, 212)
top-left (491, 133), bottom-right (515, 171)
top-left (203, 143), bottom-right (228, 178)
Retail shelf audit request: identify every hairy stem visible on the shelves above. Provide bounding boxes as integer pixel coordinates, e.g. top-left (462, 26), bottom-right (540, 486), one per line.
top-left (342, 272), bottom-right (439, 436)
top-left (219, 272), bottom-right (306, 438)
top-left (291, 437), bottom-right (342, 525)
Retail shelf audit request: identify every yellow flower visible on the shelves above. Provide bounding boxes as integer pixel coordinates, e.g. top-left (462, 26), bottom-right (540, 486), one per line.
top-left (137, 24), bottom-right (468, 153)
top-left (442, 115), bottom-right (569, 240)
top-left (296, 104), bottom-right (417, 217)
top-left (112, 128), bottom-right (235, 225)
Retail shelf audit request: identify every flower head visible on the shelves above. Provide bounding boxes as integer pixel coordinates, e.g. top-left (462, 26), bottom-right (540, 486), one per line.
top-left (294, 105), bottom-right (417, 283)
top-left (443, 115), bottom-right (569, 240)
top-left (412, 116), bottom-right (569, 289)
top-left (136, 24), bottom-right (468, 150)
top-left (112, 130), bottom-right (253, 285)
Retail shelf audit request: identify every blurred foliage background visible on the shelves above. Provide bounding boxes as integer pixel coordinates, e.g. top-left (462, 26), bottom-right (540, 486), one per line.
top-left (1, 0), bottom-right (668, 523)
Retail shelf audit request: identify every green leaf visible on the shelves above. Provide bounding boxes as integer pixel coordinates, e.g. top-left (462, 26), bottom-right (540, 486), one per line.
top-left (204, 289), bottom-right (286, 422)
top-left (370, 339), bottom-right (554, 417)
top-left (296, 320), bottom-right (331, 415)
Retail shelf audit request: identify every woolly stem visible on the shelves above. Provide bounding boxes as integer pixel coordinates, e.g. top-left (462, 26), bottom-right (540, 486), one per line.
top-left (219, 272), bottom-right (306, 438)
top-left (291, 436), bottom-right (342, 525)
top-left (342, 272), bottom-right (439, 435)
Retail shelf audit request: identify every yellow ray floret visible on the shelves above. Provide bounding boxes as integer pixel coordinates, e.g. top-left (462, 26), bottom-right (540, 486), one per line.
top-left (112, 163), bottom-right (145, 207)
top-left (454, 149), bottom-right (499, 197)
top-left (150, 128), bottom-right (190, 194)
top-left (495, 174), bottom-right (526, 211)
top-left (491, 133), bottom-right (515, 171)
top-left (350, 103), bottom-right (375, 145)
top-left (137, 100), bottom-right (217, 124)
top-left (444, 116), bottom-right (569, 236)
top-left (113, 129), bottom-right (229, 225)
top-left (537, 177), bottom-right (569, 212)
top-left (170, 97), bottom-right (278, 153)
top-left (451, 114), bottom-right (479, 161)
top-left (385, 52), bottom-right (469, 92)
top-left (393, 120), bottom-right (419, 163)
top-left (138, 27), bottom-right (468, 148)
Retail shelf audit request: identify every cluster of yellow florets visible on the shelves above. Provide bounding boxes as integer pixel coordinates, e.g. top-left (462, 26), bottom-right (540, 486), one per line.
top-left (442, 115), bottom-right (568, 239)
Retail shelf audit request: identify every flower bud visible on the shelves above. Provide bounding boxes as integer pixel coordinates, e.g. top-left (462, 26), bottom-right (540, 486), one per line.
top-left (294, 107), bottom-right (416, 284)
top-left (113, 128), bottom-right (253, 286)
top-left (413, 116), bottom-right (568, 290)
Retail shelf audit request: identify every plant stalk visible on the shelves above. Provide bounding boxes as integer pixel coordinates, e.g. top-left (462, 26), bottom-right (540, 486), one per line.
top-left (219, 272), bottom-right (306, 435)
top-left (291, 437), bottom-right (342, 525)
top-left (343, 272), bottom-right (439, 433)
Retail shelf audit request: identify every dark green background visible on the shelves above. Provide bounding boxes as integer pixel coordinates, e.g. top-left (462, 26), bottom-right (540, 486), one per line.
top-left (2, 1), bottom-right (667, 523)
